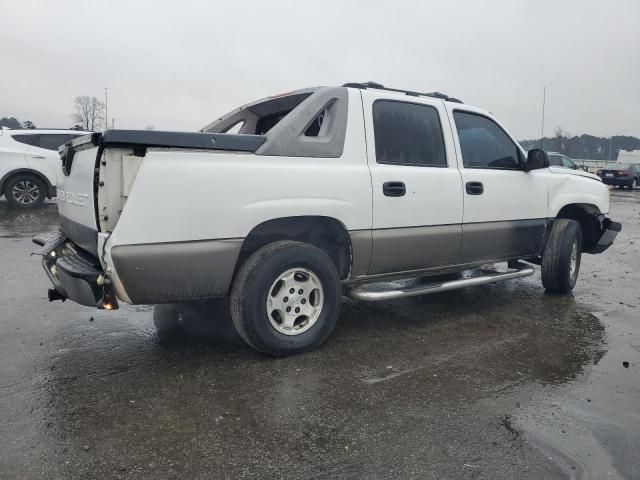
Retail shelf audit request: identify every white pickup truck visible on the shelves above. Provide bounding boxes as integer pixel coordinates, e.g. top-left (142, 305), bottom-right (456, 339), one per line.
top-left (33, 82), bottom-right (620, 356)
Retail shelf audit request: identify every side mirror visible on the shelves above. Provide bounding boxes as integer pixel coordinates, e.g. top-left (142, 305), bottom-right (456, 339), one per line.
top-left (523, 149), bottom-right (550, 172)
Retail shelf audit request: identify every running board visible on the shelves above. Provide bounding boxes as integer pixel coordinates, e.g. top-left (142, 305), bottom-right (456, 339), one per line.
top-left (346, 262), bottom-right (535, 302)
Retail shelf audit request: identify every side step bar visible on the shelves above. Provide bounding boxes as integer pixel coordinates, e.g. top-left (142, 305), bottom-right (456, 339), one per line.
top-left (346, 262), bottom-right (535, 302)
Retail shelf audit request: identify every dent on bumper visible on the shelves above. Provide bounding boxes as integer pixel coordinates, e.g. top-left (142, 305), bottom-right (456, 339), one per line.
top-left (33, 232), bottom-right (112, 308)
top-left (588, 218), bottom-right (621, 254)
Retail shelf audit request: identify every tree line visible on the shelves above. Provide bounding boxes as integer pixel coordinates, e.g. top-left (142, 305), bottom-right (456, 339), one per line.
top-left (520, 128), bottom-right (640, 160)
top-left (0, 117), bottom-right (36, 129)
top-left (2, 95), bottom-right (106, 131)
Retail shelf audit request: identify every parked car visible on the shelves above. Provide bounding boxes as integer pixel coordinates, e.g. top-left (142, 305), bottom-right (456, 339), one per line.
top-left (597, 163), bottom-right (640, 189)
top-left (33, 82), bottom-right (620, 356)
top-left (548, 152), bottom-right (580, 170)
top-left (0, 128), bottom-right (90, 208)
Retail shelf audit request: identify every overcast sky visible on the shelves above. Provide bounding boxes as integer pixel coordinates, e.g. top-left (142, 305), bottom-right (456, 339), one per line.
top-left (1, 0), bottom-right (638, 139)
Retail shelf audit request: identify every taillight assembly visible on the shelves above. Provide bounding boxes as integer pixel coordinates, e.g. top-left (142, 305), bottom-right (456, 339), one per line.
top-left (616, 170), bottom-right (628, 176)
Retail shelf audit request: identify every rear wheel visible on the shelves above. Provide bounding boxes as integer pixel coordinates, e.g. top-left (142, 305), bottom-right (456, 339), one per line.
top-left (541, 219), bottom-right (582, 293)
top-left (230, 241), bottom-right (342, 356)
top-left (3, 174), bottom-right (46, 209)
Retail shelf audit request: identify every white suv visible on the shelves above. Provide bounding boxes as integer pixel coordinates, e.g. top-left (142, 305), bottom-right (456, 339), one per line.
top-left (0, 128), bottom-right (90, 208)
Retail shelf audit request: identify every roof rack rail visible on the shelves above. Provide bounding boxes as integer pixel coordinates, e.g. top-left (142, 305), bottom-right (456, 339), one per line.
top-left (342, 81), bottom-right (463, 104)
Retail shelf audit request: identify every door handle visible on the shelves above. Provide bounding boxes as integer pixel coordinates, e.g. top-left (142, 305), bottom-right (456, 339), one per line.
top-left (383, 181), bottom-right (406, 197)
top-left (465, 181), bottom-right (484, 195)
top-left (31, 154), bottom-right (46, 159)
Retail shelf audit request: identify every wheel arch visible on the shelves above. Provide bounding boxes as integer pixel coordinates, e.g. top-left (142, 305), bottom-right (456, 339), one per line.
top-left (554, 203), bottom-right (602, 252)
top-left (235, 216), bottom-right (353, 280)
top-left (0, 169), bottom-right (55, 198)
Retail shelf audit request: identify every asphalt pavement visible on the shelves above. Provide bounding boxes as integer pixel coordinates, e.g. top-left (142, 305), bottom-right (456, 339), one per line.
top-left (0, 191), bottom-right (638, 479)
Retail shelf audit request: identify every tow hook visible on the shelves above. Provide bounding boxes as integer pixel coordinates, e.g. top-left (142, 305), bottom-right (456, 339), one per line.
top-left (48, 289), bottom-right (66, 302)
top-left (97, 281), bottom-right (119, 310)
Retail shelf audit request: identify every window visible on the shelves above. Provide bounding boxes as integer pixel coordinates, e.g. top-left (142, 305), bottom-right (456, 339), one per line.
top-left (11, 134), bottom-right (40, 147)
top-left (256, 111), bottom-right (289, 135)
top-left (561, 156), bottom-right (576, 169)
top-left (373, 100), bottom-right (446, 166)
top-left (38, 134), bottom-right (81, 151)
top-left (549, 154), bottom-right (563, 167)
top-left (453, 112), bottom-right (521, 169)
top-left (304, 109), bottom-right (327, 137)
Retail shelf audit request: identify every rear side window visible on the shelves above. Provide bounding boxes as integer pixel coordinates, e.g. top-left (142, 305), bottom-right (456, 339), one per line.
top-left (39, 134), bottom-right (80, 151)
top-left (454, 112), bottom-right (520, 169)
top-left (11, 134), bottom-right (40, 147)
top-left (373, 100), bottom-right (446, 166)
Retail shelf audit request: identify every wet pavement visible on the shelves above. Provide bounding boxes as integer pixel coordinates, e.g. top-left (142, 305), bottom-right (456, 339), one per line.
top-left (0, 192), bottom-right (639, 479)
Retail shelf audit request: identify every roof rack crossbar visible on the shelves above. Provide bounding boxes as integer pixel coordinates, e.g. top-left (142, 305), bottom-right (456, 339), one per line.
top-left (342, 81), bottom-right (463, 103)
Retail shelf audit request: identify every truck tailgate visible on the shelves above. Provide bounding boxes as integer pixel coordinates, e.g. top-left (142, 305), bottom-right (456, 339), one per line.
top-left (57, 134), bottom-right (101, 255)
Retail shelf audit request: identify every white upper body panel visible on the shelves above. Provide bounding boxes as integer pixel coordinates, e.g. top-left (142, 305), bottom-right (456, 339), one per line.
top-left (107, 88), bottom-right (371, 246)
top-left (52, 87), bottom-right (610, 257)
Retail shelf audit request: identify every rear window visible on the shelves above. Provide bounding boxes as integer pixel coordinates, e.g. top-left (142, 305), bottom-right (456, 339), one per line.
top-left (11, 133), bottom-right (82, 151)
top-left (372, 100), bottom-right (446, 166)
top-left (11, 134), bottom-right (40, 147)
top-left (604, 163), bottom-right (628, 170)
top-left (38, 134), bottom-right (81, 151)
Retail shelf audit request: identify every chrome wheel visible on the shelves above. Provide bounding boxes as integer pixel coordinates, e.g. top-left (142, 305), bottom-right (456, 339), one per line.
top-left (266, 268), bottom-right (324, 336)
top-left (11, 180), bottom-right (40, 205)
top-left (569, 239), bottom-right (579, 281)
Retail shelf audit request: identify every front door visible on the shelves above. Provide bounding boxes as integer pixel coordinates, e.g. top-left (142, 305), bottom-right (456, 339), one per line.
top-left (363, 92), bottom-right (464, 275)
top-left (447, 107), bottom-right (550, 262)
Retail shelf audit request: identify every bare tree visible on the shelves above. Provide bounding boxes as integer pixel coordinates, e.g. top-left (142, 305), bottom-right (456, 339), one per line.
top-left (71, 96), bottom-right (105, 131)
top-left (553, 126), bottom-right (571, 154)
top-left (553, 126), bottom-right (564, 138)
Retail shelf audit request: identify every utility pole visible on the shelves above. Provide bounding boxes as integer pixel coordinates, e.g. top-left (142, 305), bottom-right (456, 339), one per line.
top-left (104, 87), bottom-right (108, 131)
top-left (540, 86), bottom-right (546, 149)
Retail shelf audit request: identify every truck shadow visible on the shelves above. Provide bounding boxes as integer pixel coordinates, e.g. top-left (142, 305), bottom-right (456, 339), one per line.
top-left (152, 300), bottom-right (243, 348)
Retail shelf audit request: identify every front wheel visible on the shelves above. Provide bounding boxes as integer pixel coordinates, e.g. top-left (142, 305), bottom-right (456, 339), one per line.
top-left (541, 219), bottom-right (582, 293)
top-left (230, 241), bottom-right (342, 356)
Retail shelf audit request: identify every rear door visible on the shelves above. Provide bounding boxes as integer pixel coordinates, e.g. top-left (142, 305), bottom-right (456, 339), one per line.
top-left (447, 107), bottom-right (550, 262)
top-left (362, 92), bottom-right (463, 275)
top-left (26, 133), bottom-right (83, 188)
top-left (1, 132), bottom-right (34, 177)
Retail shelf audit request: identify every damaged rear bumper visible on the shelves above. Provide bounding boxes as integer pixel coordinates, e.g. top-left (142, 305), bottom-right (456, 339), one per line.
top-left (587, 217), bottom-right (621, 254)
top-left (32, 232), bottom-right (118, 309)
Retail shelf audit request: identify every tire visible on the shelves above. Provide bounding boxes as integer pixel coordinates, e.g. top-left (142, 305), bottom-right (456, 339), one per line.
top-left (230, 241), bottom-right (341, 356)
top-left (633, 178), bottom-right (639, 190)
top-left (3, 174), bottom-right (46, 209)
top-left (541, 219), bottom-right (582, 294)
